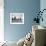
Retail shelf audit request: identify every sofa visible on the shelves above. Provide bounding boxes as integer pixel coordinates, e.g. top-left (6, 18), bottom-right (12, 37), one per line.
top-left (1, 25), bottom-right (46, 46)
top-left (31, 25), bottom-right (46, 46)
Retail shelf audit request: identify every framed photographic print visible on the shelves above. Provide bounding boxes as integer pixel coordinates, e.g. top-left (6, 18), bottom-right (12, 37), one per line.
top-left (10, 13), bottom-right (24, 24)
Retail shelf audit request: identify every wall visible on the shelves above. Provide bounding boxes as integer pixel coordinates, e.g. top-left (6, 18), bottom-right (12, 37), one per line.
top-left (40, 0), bottom-right (46, 27)
top-left (0, 0), bottom-right (4, 42)
top-left (4, 0), bottom-right (40, 42)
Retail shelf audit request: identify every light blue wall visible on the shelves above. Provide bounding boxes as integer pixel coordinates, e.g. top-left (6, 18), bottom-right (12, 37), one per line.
top-left (4, 0), bottom-right (40, 42)
top-left (40, 0), bottom-right (46, 27)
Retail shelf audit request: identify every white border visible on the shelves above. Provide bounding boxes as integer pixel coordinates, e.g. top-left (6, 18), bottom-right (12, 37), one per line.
top-left (10, 13), bottom-right (24, 24)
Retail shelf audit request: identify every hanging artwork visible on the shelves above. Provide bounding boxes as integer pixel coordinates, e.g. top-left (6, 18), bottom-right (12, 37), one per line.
top-left (10, 13), bottom-right (24, 24)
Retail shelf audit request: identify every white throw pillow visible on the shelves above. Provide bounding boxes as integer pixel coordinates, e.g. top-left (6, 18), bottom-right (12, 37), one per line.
top-left (17, 37), bottom-right (25, 46)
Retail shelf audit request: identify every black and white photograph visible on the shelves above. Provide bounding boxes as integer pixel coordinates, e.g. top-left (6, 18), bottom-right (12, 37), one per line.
top-left (10, 13), bottom-right (24, 24)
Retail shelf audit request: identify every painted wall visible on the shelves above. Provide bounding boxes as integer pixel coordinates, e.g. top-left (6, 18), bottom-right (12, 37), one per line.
top-left (4, 0), bottom-right (40, 42)
top-left (0, 0), bottom-right (4, 42)
top-left (40, 0), bottom-right (46, 27)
